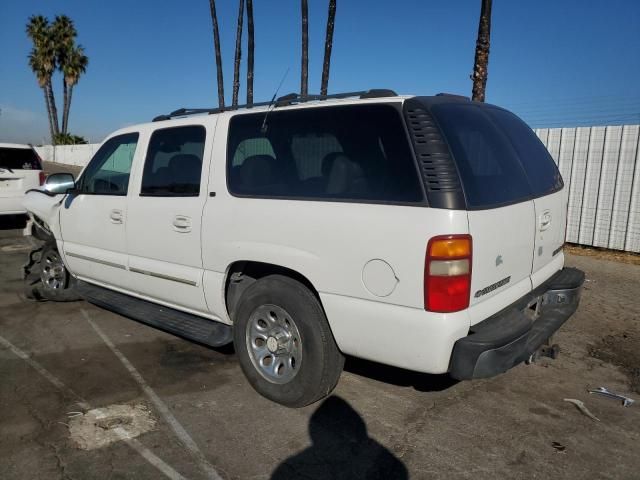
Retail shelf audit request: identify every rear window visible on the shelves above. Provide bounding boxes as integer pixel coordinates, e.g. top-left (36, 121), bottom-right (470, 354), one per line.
top-left (227, 104), bottom-right (424, 204)
top-left (431, 104), bottom-right (562, 208)
top-left (0, 147), bottom-right (41, 170)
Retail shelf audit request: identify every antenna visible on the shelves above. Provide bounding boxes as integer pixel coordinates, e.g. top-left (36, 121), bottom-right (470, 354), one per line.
top-left (260, 67), bottom-right (290, 134)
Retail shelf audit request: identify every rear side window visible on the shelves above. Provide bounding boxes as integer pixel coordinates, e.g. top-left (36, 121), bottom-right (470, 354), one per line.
top-left (141, 126), bottom-right (206, 197)
top-left (485, 108), bottom-right (563, 196)
top-left (431, 104), bottom-right (532, 208)
top-left (0, 147), bottom-right (41, 170)
top-left (227, 104), bottom-right (424, 204)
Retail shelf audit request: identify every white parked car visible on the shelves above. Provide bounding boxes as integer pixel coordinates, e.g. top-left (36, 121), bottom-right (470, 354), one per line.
top-left (23, 91), bottom-right (584, 407)
top-left (0, 143), bottom-right (45, 216)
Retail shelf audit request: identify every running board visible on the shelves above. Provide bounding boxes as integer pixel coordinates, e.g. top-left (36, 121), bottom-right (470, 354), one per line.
top-left (76, 281), bottom-right (233, 347)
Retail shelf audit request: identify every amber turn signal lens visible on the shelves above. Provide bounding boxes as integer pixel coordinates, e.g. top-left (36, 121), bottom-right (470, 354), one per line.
top-left (429, 237), bottom-right (471, 258)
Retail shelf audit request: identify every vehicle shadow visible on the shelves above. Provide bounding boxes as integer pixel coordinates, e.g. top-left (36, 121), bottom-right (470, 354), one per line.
top-left (344, 355), bottom-right (459, 393)
top-left (271, 395), bottom-right (408, 480)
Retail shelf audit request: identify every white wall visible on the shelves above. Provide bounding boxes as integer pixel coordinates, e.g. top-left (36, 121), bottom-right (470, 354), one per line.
top-left (35, 143), bottom-right (100, 167)
top-left (535, 125), bottom-right (640, 253)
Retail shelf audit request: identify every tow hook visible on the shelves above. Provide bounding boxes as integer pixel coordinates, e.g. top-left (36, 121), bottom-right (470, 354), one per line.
top-left (526, 344), bottom-right (560, 364)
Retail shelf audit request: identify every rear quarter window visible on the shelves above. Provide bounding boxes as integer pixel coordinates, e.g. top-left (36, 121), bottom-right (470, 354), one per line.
top-left (226, 104), bottom-right (424, 204)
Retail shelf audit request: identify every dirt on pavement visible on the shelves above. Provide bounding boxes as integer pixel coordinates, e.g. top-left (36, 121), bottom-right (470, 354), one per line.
top-left (0, 228), bottom-right (639, 479)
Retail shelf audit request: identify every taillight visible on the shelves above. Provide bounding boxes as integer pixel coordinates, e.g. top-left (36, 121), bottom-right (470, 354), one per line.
top-left (425, 234), bottom-right (472, 313)
top-left (39, 171), bottom-right (46, 185)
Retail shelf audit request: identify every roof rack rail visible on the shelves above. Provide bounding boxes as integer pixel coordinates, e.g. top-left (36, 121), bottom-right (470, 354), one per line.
top-left (152, 89), bottom-right (398, 122)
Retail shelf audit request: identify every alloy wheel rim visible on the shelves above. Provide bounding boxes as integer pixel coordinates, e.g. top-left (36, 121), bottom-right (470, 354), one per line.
top-left (246, 304), bottom-right (302, 384)
top-left (40, 251), bottom-right (66, 291)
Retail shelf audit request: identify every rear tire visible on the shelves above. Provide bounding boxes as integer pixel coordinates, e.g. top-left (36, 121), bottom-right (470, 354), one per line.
top-left (233, 274), bottom-right (344, 407)
top-left (24, 242), bottom-right (81, 302)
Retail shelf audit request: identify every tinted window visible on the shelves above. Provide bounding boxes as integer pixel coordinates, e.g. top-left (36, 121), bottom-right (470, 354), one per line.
top-left (78, 133), bottom-right (139, 195)
top-left (141, 126), bottom-right (205, 197)
top-left (485, 108), bottom-right (563, 195)
top-left (431, 104), bottom-right (533, 208)
top-left (0, 147), bottom-right (41, 170)
top-left (227, 105), bottom-right (424, 203)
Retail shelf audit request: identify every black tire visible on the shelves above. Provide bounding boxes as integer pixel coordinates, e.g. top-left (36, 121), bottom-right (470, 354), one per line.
top-left (233, 274), bottom-right (344, 408)
top-left (24, 242), bottom-right (82, 302)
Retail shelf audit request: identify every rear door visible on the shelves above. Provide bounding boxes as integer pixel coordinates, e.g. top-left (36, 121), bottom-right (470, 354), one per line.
top-left (125, 122), bottom-right (213, 314)
top-left (485, 108), bottom-right (565, 288)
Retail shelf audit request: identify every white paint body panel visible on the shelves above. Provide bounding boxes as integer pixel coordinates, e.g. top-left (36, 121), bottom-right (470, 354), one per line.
top-left (1, 143), bottom-right (42, 215)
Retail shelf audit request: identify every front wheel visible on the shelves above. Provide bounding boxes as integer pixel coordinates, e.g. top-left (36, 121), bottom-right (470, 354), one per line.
top-left (233, 275), bottom-right (344, 408)
top-left (24, 242), bottom-right (81, 302)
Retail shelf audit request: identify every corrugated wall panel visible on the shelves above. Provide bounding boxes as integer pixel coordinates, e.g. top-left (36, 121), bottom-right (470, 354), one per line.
top-left (593, 126), bottom-right (623, 247)
top-left (578, 127), bottom-right (606, 245)
top-left (566, 127), bottom-right (591, 244)
top-left (609, 125), bottom-right (640, 250)
top-left (624, 133), bottom-right (640, 252)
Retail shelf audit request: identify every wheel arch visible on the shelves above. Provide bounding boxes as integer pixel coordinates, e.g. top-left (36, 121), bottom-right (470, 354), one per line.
top-left (223, 260), bottom-right (324, 322)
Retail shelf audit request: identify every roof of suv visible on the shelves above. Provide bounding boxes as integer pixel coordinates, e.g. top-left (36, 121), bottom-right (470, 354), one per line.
top-left (0, 143), bottom-right (33, 149)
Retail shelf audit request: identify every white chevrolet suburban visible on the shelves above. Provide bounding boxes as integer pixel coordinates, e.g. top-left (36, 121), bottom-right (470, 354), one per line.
top-left (1, 143), bottom-right (45, 216)
top-left (23, 91), bottom-right (584, 407)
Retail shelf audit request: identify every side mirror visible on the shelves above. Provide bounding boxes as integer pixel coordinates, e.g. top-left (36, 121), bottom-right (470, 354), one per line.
top-left (44, 173), bottom-right (76, 194)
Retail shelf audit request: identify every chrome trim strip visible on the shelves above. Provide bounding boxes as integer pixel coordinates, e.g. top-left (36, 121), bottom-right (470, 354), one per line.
top-left (129, 267), bottom-right (198, 286)
top-left (65, 251), bottom-right (126, 270)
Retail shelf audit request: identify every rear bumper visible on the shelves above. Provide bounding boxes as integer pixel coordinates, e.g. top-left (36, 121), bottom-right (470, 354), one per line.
top-left (449, 267), bottom-right (585, 380)
top-left (0, 195), bottom-right (27, 214)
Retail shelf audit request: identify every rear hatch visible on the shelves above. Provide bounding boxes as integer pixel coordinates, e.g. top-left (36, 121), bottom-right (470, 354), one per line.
top-left (0, 146), bottom-right (43, 195)
top-left (428, 101), bottom-right (565, 320)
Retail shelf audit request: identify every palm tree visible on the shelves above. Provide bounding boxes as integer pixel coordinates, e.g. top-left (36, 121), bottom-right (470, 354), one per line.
top-left (26, 15), bottom-right (59, 140)
top-left (246, 0), bottom-right (255, 105)
top-left (61, 46), bottom-right (88, 135)
top-left (232, 0), bottom-right (245, 107)
top-left (52, 15), bottom-right (77, 134)
top-left (320, 0), bottom-right (337, 96)
top-left (471, 0), bottom-right (493, 102)
top-left (208, 0), bottom-right (225, 108)
top-left (301, 0), bottom-right (309, 97)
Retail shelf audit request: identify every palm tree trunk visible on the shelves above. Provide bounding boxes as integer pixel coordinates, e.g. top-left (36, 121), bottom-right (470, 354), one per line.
top-left (471, 0), bottom-right (492, 102)
top-left (46, 79), bottom-right (60, 138)
top-left (65, 86), bottom-right (74, 134)
top-left (208, 0), bottom-right (225, 108)
top-left (320, 0), bottom-right (337, 96)
top-left (43, 87), bottom-right (55, 143)
top-left (246, 0), bottom-right (255, 105)
top-left (232, 0), bottom-right (245, 107)
top-left (62, 80), bottom-right (69, 134)
top-left (301, 0), bottom-right (309, 96)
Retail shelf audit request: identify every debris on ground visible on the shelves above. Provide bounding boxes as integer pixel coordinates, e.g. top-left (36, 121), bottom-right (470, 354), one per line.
top-left (68, 404), bottom-right (156, 450)
top-left (551, 441), bottom-right (567, 453)
top-left (588, 387), bottom-right (635, 407)
top-left (563, 398), bottom-right (600, 422)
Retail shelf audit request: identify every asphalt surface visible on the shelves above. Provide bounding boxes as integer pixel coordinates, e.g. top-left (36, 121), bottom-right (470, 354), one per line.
top-left (1, 223), bottom-right (639, 479)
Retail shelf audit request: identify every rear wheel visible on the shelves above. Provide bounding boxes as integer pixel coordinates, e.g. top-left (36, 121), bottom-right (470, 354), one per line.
top-left (233, 275), bottom-right (344, 407)
top-left (24, 242), bottom-right (81, 302)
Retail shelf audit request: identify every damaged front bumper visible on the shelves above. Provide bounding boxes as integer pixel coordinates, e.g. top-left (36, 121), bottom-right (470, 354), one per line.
top-left (449, 267), bottom-right (585, 380)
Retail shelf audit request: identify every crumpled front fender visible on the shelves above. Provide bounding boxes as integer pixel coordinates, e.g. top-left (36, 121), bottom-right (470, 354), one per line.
top-left (22, 190), bottom-right (64, 240)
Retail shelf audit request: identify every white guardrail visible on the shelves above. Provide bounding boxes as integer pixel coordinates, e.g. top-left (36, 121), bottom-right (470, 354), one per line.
top-left (34, 124), bottom-right (640, 253)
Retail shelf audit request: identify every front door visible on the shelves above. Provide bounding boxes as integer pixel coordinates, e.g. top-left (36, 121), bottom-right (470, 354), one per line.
top-left (125, 123), bottom-right (213, 314)
top-left (59, 132), bottom-right (140, 287)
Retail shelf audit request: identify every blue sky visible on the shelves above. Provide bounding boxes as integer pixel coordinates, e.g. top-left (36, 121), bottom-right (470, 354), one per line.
top-left (1, 0), bottom-right (639, 144)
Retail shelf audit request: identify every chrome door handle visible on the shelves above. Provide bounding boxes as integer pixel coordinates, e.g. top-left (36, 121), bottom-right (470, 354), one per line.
top-left (172, 215), bottom-right (192, 233)
top-left (110, 209), bottom-right (124, 224)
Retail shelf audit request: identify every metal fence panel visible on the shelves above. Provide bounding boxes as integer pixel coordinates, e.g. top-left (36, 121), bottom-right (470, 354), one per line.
top-left (536, 124), bottom-right (640, 253)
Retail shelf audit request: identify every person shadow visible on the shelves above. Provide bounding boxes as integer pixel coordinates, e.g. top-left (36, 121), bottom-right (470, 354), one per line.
top-left (271, 396), bottom-right (408, 480)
